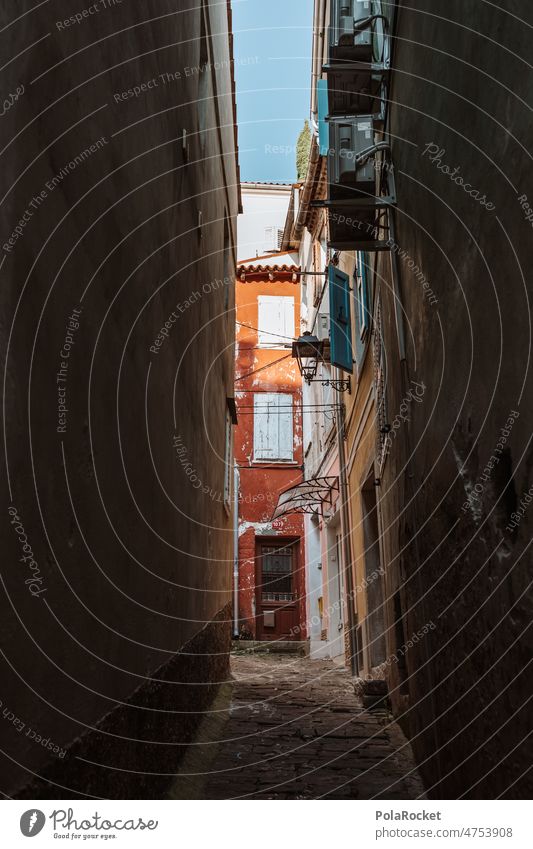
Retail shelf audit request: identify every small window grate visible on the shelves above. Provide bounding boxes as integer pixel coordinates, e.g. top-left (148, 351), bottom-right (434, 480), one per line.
top-left (261, 545), bottom-right (293, 596)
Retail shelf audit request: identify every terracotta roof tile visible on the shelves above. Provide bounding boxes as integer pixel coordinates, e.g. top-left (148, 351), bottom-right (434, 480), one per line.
top-left (237, 264), bottom-right (302, 274)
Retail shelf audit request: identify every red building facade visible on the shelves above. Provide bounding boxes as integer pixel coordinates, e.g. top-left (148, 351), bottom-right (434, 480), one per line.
top-left (235, 255), bottom-right (306, 642)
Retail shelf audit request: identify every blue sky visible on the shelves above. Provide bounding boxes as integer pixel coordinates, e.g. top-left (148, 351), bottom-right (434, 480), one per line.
top-left (233, 0), bottom-right (313, 183)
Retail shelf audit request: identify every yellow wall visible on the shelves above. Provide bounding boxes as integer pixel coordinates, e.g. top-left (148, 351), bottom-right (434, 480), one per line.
top-left (337, 253), bottom-right (378, 674)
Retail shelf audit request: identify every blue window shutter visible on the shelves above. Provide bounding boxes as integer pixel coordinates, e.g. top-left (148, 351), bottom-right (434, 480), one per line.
top-left (329, 265), bottom-right (353, 373)
top-left (317, 80), bottom-right (329, 157)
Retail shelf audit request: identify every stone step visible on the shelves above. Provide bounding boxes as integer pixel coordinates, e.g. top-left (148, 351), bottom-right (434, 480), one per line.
top-left (362, 678), bottom-right (389, 711)
top-left (364, 679), bottom-right (388, 696)
top-left (232, 640), bottom-right (309, 656)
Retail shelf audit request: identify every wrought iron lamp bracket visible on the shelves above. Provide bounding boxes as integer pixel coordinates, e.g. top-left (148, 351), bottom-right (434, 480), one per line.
top-left (314, 378), bottom-right (351, 393)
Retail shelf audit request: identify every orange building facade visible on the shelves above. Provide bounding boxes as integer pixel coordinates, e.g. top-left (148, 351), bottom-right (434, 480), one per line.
top-left (234, 254), bottom-right (306, 642)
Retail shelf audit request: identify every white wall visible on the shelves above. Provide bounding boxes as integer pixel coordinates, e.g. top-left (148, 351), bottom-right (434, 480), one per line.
top-left (238, 185), bottom-right (292, 261)
top-left (305, 515), bottom-right (325, 655)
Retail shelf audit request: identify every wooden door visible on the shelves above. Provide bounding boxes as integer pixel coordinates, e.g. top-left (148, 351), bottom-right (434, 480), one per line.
top-left (255, 541), bottom-right (299, 641)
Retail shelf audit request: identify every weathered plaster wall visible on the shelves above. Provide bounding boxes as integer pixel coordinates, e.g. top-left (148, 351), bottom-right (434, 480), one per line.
top-left (235, 269), bottom-right (305, 638)
top-left (315, 455), bottom-right (345, 658)
top-left (0, 0), bottom-right (239, 797)
top-left (345, 321), bottom-right (376, 608)
top-left (378, 0), bottom-right (533, 798)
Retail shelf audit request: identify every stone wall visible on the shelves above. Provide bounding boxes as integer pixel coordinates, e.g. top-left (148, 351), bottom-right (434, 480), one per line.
top-left (18, 606), bottom-right (232, 799)
top-left (0, 0), bottom-right (239, 797)
top-left (378, 0), bottom-right (533, 798)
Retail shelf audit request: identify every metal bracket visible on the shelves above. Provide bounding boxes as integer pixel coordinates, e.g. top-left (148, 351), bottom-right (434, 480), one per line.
top-left (323, 61), bottom-right (390, 75)
top-left (311, 196), bottom-right (396, 210)
top-left (314, 379), bottom-right (351, 393)
top-left (328, 238), bottom-right (392, 251)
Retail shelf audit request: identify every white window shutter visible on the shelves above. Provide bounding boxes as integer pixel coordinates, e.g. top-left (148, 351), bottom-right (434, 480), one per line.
top-left (264, 226), bottom-right (277, 251)
top-left (258, 297), bottom-right (279, 347)
top-left (254, 394), bottom-right (268, 458)
top-left (267, 396), bottom-right (281, 458)
top-left (254, 394), bottom-right (292, 461)
top-left (254, 394), bottom-right (278, 459)
top-left (278, 395), bottom-right (293, 460)
top-left (258, 296), bottom-right (294, 348)
top-left (282, 297), bottom-right (295, 342)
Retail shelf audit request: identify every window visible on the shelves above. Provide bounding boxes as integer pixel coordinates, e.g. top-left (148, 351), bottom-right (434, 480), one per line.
top-left (264, 226), bottom-right (279, 252)
top-left (224, 398), bottom-right (237, 508)
top-left (261, 544), bottom-right (294, 601)
top-left (257, 295), bottom-right (294, 348)
top-left (356, 252), bottom-right (371, 340)
top-left (254, 393), bottom-right (293, 461)
top-left (223, 216), bottom-right (232, 313)
top-left (329, 265), bottom-right (353, 373)
top-left (224, 407), bottom-right (233, 507)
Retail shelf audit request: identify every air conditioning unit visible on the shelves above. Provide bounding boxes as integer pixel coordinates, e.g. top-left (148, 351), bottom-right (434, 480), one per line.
top-left (328, 117), bottom-right (376, 199)
top-left (326, 1), bottom-right (388, 116)
top-left (316, 312), bottom-right (330, 342)
top-left (326, 68), bottom-right (384, 116)
top-left (328, 207), bottom-right (382, 251)
top-left (330, 0), bottom-right (373, 62)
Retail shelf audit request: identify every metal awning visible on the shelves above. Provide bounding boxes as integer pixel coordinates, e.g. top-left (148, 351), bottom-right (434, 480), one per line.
top-left (272, 476), bottom-right (339, 519)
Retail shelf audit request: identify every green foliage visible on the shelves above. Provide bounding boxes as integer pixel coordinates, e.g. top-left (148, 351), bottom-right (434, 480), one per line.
top-left (296, 120), bottom-right (311, 180)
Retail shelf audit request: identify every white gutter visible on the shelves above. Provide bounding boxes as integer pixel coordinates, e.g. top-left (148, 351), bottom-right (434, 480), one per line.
top-left (233, 463), bottom-right (240, 637)
top-left (335, 397), bottom-right (358, 675)
top-left (310, 0), bottom-right (327, 127)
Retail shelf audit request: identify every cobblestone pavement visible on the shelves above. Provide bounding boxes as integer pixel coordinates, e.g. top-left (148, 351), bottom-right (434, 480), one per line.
top-left (204, 653), bottom-right (425, 800)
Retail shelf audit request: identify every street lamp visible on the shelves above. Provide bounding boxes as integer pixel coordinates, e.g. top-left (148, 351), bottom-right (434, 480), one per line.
top-left (292, 332), bottom-right (325, 384)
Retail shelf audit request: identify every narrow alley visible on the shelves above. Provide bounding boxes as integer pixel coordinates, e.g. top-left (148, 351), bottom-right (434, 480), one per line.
top-left (1, 0), bottom-right (532, 833)
top-left (173, 650), bottom-right (424, 801)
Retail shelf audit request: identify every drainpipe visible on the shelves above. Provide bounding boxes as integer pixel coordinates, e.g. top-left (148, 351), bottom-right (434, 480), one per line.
top-left (310, 0), bottom-right (327, 126)
top-left (335, 395), bottom-right (358, 675)
top-left (233, 463), bottom-right (240, 638)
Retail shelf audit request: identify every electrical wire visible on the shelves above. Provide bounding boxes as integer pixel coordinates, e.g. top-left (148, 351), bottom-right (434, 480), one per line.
top-left (234, 353), bottom-right (292, 382)
top-left (236, 321), bottom-right (295, 342)
top-left (236, 403), bottom-right (342, 409)
top-left (351, 13), bottom-right (390, 62)
top-left (356, 141), bottom-right (391, 166)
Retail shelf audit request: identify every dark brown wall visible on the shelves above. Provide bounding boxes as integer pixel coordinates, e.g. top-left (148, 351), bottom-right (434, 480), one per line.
top-left (0, 0), bottom-right (238, 797)
top-left (378, 0), bottom-right (533, 798)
